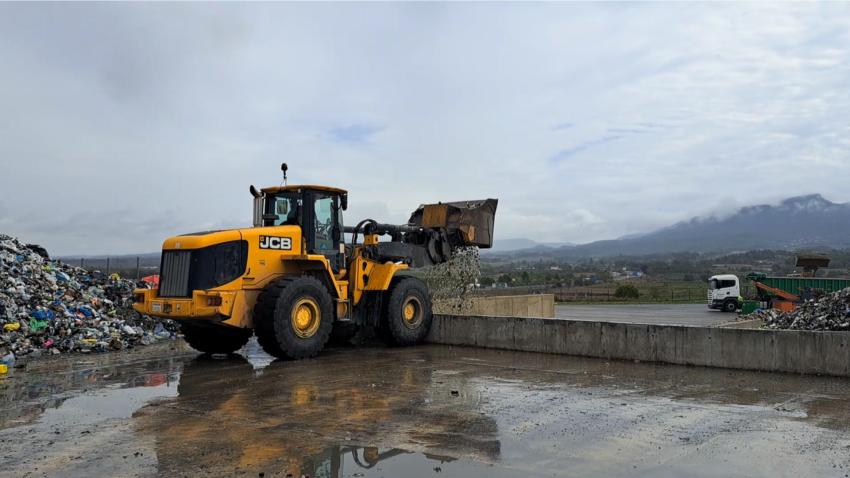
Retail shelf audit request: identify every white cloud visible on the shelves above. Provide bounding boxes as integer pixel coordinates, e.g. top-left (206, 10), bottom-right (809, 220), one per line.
top-left (1, 3), bottom-right (849, 254)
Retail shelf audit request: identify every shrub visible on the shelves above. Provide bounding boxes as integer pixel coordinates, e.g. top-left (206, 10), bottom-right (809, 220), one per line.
top-left (614, 284), bottom-right (640, 300)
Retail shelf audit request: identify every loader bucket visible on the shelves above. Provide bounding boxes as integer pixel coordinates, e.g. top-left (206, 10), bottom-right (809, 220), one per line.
top-left (408, 198), bottom-right (498, 249)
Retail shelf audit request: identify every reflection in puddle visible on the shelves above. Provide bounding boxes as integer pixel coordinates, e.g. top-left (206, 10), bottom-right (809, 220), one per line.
top-left (143, 352), bottom-right (504, 476)
top-left (38, 381), bottom-right (178, 427)
top-left (298, 445), bottom-right (541, 478)
top-left (0, 353), bottom-right (183, 431)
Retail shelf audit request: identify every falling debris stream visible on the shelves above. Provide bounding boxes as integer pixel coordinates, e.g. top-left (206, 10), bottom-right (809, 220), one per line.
top-left (422, 247), bottom-right (481, 313)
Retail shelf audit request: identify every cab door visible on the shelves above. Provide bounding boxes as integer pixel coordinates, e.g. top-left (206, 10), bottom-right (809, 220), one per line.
top-left (304, 191), bottom-right (344, 272)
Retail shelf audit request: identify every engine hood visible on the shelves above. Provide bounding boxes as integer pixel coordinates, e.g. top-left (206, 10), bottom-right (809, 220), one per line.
top-left (162, 229), bottom-right (244, 250)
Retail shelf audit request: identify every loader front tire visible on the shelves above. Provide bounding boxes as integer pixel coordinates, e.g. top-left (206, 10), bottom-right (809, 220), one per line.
top-left (181, 323), bottom-right (252, 355)
top-left (384, 277), bottom-right (432, 346)
top-left (253, 276), bottom-right (334, 359)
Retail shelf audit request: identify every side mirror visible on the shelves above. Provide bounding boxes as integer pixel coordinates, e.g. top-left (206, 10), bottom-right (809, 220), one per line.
top-left (340, 194), bottom-right (348, 211)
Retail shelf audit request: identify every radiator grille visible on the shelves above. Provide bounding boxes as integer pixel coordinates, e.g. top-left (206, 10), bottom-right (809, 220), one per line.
top-left (159, 251), bottom-right (192, 298)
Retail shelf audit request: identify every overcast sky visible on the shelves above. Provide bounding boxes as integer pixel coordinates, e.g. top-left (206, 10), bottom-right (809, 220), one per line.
top-left (1, 3), bottom-right (849, 255)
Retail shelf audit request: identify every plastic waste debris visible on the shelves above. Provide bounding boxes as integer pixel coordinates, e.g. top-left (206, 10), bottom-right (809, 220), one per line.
top-left (0, 234), bottom-right (179, 360)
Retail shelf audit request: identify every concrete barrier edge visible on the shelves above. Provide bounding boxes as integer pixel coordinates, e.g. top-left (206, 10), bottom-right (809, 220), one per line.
top-left (426, 315), bottom-right (850, 377)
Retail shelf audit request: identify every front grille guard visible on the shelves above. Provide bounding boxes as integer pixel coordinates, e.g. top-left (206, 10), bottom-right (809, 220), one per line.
top-left (159, 250), bottom-right (192, 298)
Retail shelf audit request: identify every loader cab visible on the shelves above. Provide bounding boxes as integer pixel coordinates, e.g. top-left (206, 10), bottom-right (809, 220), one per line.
top-left (254, 185), bottom-right (348, 271)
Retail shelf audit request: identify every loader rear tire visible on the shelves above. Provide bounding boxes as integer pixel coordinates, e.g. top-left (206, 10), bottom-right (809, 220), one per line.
top-left (181, 323), bottom-right (251, 355)
top-left (384, 277), bottom-right (432, 346)
top-left (253, 276), bottom-right (334, 359)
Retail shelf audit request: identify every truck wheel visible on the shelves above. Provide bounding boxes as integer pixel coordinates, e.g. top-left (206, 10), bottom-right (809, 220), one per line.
top-left (253, 276), bottom-right (333, 359)
top-left (384, 277), bottom-right (433, 346)
top-left (181, 323), bottom-right (251, 354)
top-left (723, 300), bottom-right (737, 312)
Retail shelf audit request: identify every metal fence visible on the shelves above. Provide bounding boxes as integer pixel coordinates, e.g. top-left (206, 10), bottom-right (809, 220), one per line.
top-left (554, 288), bottom-right (702, 303)
top-left (63, 256), bottom-right (159, 280)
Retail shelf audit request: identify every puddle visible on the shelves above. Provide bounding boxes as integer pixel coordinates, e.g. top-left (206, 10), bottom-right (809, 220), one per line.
top-left (1, 343), bottom-right (849, 477)
top-left (0, 349), bottom-right (184, 431)
top-left (38, 381), bottom-right (179, 427)
top-left (292, 445), bottom-right (548, 478)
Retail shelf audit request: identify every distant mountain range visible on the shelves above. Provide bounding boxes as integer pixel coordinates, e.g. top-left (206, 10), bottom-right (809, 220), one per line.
top-left (487, 238), bottom-right (575, 252)
top-left (55, 194), bottom-right (850, 262)
top-left (493, 194), bottom-right (850, 258)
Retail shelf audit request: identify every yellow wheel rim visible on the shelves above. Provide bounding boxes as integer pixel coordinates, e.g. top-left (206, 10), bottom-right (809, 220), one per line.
top-left (401, 296), bottom-right (423, 329)
top-left (291, 297), bottom-right (321, 338)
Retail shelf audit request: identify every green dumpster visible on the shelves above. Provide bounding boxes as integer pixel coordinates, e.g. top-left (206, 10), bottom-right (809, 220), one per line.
top-left (740, 300), bottom-right (759, 315)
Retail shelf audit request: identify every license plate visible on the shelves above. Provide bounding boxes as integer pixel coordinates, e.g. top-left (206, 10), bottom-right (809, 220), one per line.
top-left (152, 303), bottom-right (162, 313)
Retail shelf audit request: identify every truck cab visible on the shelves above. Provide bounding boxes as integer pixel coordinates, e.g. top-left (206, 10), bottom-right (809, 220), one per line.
top-left (707, 274), bottom-right (740, 312)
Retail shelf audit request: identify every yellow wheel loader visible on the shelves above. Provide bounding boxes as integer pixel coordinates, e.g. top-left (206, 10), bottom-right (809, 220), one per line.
top-left (133, 164), bottom-right (497, 359)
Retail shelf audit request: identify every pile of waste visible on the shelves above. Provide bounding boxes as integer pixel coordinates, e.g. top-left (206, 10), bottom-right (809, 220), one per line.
top-left (753, 287), bottom-right (850, 331)
top-left (0, 234), bottom-right (178, 366)
top-left (423, 246), bottom-right (481, 313)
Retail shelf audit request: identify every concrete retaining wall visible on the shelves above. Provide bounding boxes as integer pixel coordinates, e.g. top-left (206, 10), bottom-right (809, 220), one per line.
top-left (433, 294), bottom-right (555, 318)
top-left (426, 315), bottom-right (850, 377)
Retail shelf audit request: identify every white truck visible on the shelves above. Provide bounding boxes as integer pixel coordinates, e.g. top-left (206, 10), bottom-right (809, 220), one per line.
top-left (707, 274), bottom-right (740, 312)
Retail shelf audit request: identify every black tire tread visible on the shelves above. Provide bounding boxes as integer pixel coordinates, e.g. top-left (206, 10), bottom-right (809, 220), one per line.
top-left (253, 275), bottom-right (334, 359)
top-left (384, 276), bottom-right (433, 346)
top-left (253, 278), bottom-right (293, 357)
top-left (181, 323), bottom-right (251, 354)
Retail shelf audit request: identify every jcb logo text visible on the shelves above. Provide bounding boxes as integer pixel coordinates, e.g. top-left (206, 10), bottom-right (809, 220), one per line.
top-left (259, 236), bottom-right (292, 250)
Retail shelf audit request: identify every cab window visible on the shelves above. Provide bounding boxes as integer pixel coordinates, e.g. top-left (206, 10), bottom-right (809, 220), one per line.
top-left (266, 193), bottom-right (300, 226)
top-left (314, 195), bottom-right (334, 251)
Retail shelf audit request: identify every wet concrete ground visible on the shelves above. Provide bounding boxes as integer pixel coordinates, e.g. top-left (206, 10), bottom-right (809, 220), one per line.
top-left (2, 339), bottom-right (850, 477)
top-left (555, 303), bottom-right (730, 326)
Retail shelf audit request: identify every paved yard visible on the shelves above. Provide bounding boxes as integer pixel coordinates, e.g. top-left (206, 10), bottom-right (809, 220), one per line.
top-left (1, 340), bottom-right (849, 477)
top-left (555, 303), bottom-right (731, 326)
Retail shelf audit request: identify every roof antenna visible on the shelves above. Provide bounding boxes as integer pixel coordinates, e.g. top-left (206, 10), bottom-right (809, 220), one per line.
top-left (281, 163), bottom-right (288, 186)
